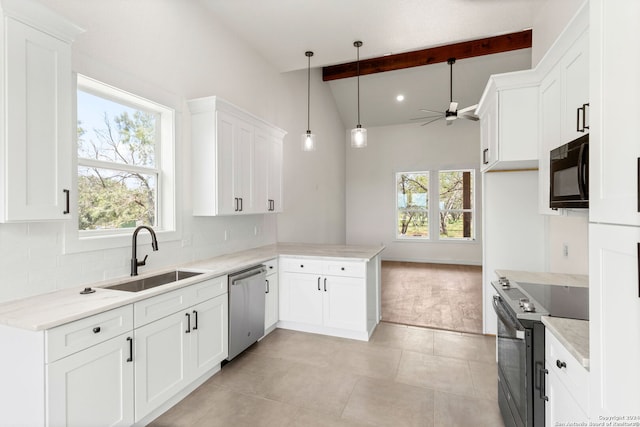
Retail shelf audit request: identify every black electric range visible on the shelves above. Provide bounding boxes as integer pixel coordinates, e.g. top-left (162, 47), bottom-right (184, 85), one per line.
top-left (491, 277), bottom-right (588, 427)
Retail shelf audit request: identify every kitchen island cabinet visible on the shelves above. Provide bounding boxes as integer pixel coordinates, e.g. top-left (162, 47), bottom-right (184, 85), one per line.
top-left (278, 256), bottom-right (378, 341)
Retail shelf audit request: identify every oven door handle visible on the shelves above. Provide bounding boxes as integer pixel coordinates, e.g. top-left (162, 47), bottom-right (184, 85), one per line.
top-left (492, 295), bottom-right (525, 339)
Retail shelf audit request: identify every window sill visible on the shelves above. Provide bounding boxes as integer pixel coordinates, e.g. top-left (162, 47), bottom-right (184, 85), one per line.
top-left (393, 238), bottom-right (478, 244)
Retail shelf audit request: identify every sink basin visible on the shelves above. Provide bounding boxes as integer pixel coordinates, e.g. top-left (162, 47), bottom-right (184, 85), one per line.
top-left (106, 270), bottom-right (203, 292)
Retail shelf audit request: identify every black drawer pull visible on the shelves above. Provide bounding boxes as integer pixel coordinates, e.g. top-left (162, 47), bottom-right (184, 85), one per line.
top-left (92, 326), bottom-right (101, 334)
top-left (192, 310), bottom-right (198, 330)
top-left (185, 312), bottom-right (191, 333)
top-left (556, 359), bottom-right (567, 369)
top-left (63, 189), bottom-right (70, 214)
top-left (317, 276), bottom-right (321, 291)
top-left (300, 264), bottom-right (304, 268)
top-left (126, 337), bottom-right (133, 362)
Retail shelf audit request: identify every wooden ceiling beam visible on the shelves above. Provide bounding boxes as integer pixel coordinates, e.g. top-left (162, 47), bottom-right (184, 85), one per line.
top-left (322, 29), bottom-right (532, 81)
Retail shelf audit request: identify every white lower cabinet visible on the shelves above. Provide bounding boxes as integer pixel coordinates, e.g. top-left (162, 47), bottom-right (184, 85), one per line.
top-left (544, 329), bottom-right (588, 426)
top-left (134, 289), bottom-right (228, 422)
top-left (264, 259), bottom-right (279, 333)
top-left (47, 334), bottom-right (134, 427)
top-left (278, 257), bottom-right (375, 340)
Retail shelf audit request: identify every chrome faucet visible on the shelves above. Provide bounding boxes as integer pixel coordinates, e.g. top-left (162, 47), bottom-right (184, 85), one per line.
top-left (131, 225), bottom-right (159, 276)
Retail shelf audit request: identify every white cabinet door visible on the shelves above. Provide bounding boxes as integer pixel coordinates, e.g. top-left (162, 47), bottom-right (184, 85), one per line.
top-left (480, 91), bottom-right (498, 171)
top-left (234, 119), bottom-right (254, 213)
top-left (538, 66), bottom-right (563, 215)
top-left (267, 134), bottom-right (283, 213)
top-left (253, 129), bottom-right (270, 213)
top-left (4, 17), bottom-right (73, 221)
top-left (323, 275), bottom-right (365, 331)
top-left (545, 369), bottom-right (588, 427)
top-left (561, 30), bottom-right (589, 142)
top-left (215, 110), bottom-right (237, 215)
top-left (265, 271), bottom-right (279, 331)
top-left (134, 311), bottom-right (190, 422)
top-left (191, 294), bottom-right (228, 378)
top-left (280, 272), bottom-right (323, 325)
top-left (47, 335), bottom-right (134, 427)
top-left (589, 223), bottom-right (640, 417)
top-left (589, 0), bottom-right (640, 226)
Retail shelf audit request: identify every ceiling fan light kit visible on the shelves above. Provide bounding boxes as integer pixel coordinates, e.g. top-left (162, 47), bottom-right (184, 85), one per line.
top-left (412, 57), bottom-right (479, 127)
top-left (302, 50), bottom-right (317, 151)
top-left (351, 40), bottom-right (367, 148)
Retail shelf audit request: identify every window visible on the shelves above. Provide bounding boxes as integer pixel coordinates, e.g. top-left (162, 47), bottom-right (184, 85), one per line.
top-left (75, 75), bottom-right (175, 237)
top-left (439, 170), bottom-right (474, 240)
top-left (396, 172), bottom-right (429, 238)
top-left (396, 169), bottom-right (475, 241)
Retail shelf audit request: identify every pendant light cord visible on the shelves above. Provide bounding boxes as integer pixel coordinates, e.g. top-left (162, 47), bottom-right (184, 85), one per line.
top-left (355, 41), bottom-right (363, 126)
top-left (307, 53), bottom-right (311, 131)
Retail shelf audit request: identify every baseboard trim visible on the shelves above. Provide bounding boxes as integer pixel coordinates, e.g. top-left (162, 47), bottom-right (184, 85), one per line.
top-left (381, 257), bottom-right (482, 266)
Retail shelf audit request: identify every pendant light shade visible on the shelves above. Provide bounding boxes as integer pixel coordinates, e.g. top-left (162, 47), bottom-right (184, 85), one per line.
top-left (302, 51), bottom-right (316, 151)
top-left (351, 41), bottom-right (367, 148)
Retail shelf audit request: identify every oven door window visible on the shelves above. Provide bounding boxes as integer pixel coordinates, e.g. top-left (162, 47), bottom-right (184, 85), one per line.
top-left (495, 299), bottom-right (528, 422)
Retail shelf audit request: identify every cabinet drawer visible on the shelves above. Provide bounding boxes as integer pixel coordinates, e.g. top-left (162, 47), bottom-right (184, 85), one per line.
top-left (264, 258), bottom-right (278, 276)
top-left (280, 257), bottom-right (323, 274)
top-left (545, 329), bottom-right (588, 409)
top-left (324, 260), bottom-right (365, 278)
top-left (134, 287), bottom-right (192, 328)
top-left (46, 305), bottom-right (133, 363)
top-left (191, 275), bottom-right (227, 302)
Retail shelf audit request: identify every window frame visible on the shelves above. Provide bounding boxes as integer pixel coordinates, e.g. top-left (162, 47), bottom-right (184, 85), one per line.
top-left (394, 168), bottom-right (477, 243)
top-left (437, 169), bottom-right (476, 241)
top-left (64, 73), bottom-right (179, 253)
top-left (395, 171), bottom-right (430, 240)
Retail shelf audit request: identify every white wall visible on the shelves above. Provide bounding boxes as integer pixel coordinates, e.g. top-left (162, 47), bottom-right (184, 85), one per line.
top-left (532, 0), bottom-right (587, 66)
top-left (0, 0), bottom-right (346, 304)
top-left (345, 119), bottom-right (482, 265)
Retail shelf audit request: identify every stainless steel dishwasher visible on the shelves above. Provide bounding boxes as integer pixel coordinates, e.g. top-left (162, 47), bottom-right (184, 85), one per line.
top-left (227, 265), bottom-right (266, 361)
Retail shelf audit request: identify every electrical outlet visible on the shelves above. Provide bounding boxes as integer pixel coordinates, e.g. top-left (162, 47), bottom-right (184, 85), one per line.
top-left (562, 243), bottom-right (569, 257)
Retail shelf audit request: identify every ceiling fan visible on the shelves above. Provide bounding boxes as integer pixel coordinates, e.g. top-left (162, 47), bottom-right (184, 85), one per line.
top-left (412, 58), bottom-right (479, 126)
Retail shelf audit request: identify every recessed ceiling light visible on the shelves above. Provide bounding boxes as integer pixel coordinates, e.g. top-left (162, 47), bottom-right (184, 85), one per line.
top-left (396, 94), bottom-right (405, 102)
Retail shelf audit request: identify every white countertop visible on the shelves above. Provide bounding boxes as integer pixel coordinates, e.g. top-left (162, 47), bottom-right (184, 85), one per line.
top-left (0, 243), bottom-right (384, 331)
top-left (495, 269), bottom-right (588, 287)
top-left (542, 316), bottom-right (590, 370)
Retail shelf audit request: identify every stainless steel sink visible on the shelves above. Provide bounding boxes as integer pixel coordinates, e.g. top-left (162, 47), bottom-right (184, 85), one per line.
top-left (105, 270), bottom-right (203, 292)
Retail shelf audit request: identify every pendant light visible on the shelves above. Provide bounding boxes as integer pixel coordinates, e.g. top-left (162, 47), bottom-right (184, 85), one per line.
top-left (351, 41), bottom-right (367, 148)
top-left (302, 51), bottom-right (316, 151)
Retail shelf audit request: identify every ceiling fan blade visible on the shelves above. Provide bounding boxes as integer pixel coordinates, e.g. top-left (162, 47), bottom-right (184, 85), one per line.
top-left (411, 114), bottom-right (443, 121)
top-left (419, 116), bottom-right (444, 126)
top-left (449, 102), bottom-right (458, 113)
top-left (457, 104), bottom-right (478, 114)
top-left (419, 109), bottom-right (444, 115)
top-left (459, 114), bottom-right (480, 121)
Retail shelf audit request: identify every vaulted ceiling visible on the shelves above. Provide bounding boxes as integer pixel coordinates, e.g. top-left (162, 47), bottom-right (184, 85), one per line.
top-left (199, 0), bottom-right (540, 126)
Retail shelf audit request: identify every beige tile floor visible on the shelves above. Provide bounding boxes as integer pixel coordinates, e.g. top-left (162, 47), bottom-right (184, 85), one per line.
top-left (381, 262), bottom-right (483, 334)
top-left (150, 323), bottom-right (504, 427)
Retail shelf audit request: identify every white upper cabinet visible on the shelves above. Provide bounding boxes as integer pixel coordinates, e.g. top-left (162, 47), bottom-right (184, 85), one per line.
top-left (188, 96), bottom-right (286, 216)
top-left (535, 4), bottom-right (588, 216)
top-left (477, 70), bottom-right (539, 172)
top-left (589, 0), bottom-right (640, 226)
top-left (0, 0), bottom-right (83, 222)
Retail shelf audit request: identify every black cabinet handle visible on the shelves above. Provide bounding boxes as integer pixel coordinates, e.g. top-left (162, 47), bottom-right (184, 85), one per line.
top-left (576, 106), bottom-right (582, 132)
top-left (239, 198), bottom-right (243, 212)
top-left (341, 267), bottom-right (345, 271)
top-left (126, 337), bottom-right (133, 362)
top-left (63, 189), bottom-right (70, 214)
top-left (582, 103), bottom-right (589, 130)
top-left (185, 312), bottom-right (191, 333)
top-left (324, 277), bottom-right (327, 292)
top-left (92, 326), bottom-right (101, 334)
top-left (317, 276), bottom-right (321, 291)
top-left (556, 359), bottom-right (567, 369)
top-left (234, 198), bottom-right (239, 212)
top-left (192, 310), bottom-right (198, 330)
top-left (538, 365), bottom-right (549, 401)
top-left (266, 279), bottom-right (270, 294)
top-left (482, 148), bottom-right (489, 165)
top-left (300, 264), bottom-right (304, 268)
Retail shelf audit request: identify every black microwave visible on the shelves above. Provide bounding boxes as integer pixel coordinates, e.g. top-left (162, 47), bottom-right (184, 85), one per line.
top-left (550, 134), bottom-right (589, 209)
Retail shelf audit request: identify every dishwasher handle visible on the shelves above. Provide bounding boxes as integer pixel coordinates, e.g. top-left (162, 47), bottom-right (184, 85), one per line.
top-left (231, 267), bottom-right (266, 285)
